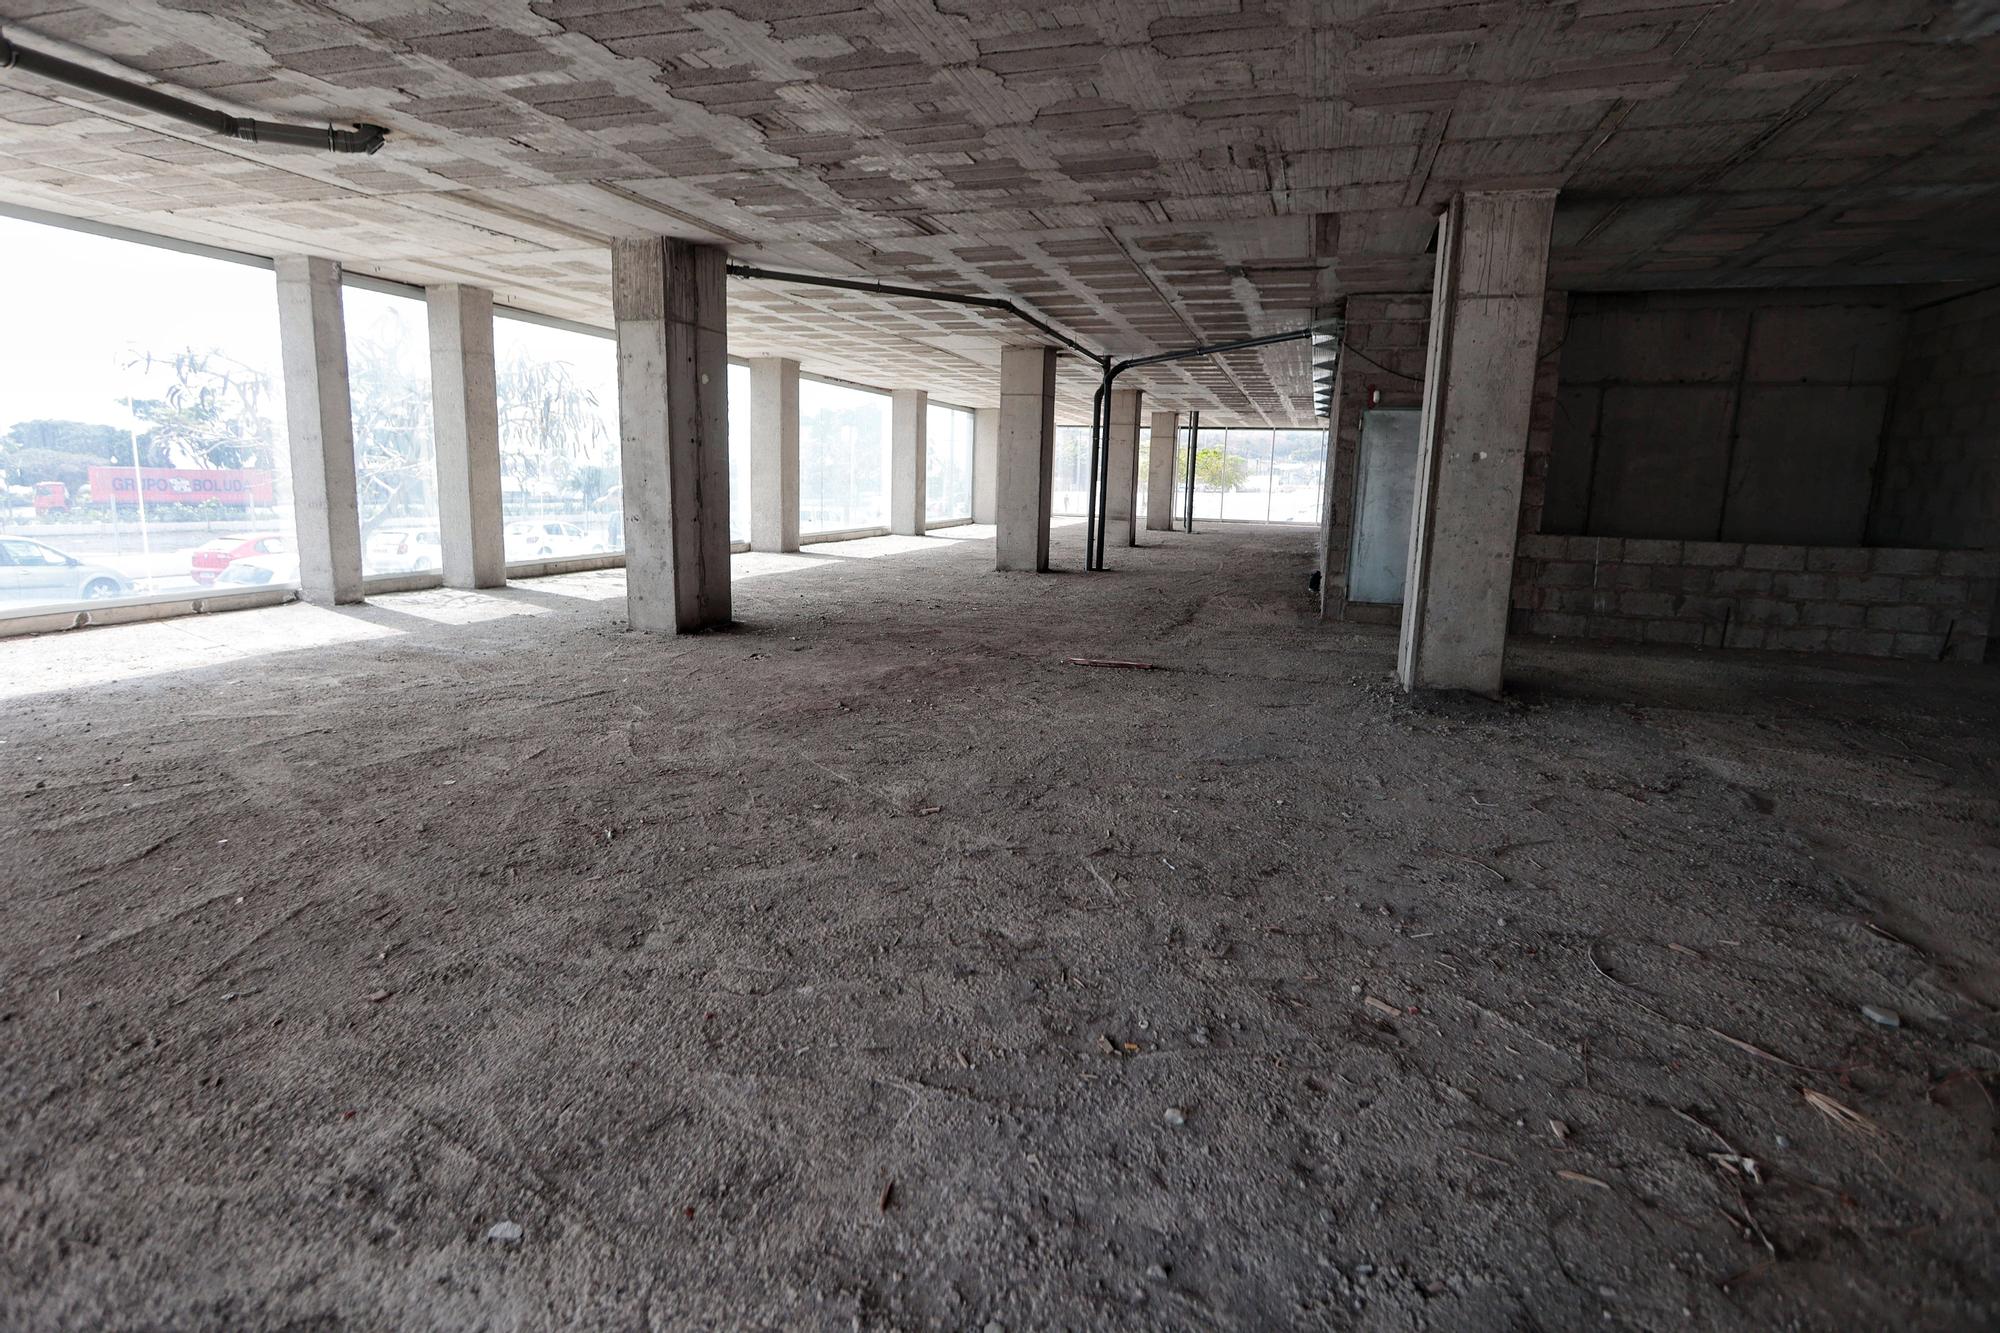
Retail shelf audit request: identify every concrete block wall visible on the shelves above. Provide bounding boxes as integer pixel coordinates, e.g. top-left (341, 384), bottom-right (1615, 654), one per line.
top-left (1871, 286), bottom-right (2000, 551)
top-left (1511, 536), bottom-right (1997, 662)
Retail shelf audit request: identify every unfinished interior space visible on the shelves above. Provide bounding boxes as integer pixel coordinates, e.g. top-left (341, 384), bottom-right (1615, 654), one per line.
top-left (3, 2), bottom-right (1998, 1328)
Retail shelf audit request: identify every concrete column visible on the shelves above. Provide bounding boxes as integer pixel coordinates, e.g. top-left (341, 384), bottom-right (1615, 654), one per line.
top-left (972, 408), bottom-right (998, 525)
top-left (426, 284), bottom-right (504, 588)
top-left (612, 237), bottom-right (732, 633)
top-left (749, 356), bottom-right (799, 553)
top-left (1397, 190), bottom-right (1556, 695)
top-left (994, 346), bottom-right (1057, 571)
top-left (890, 388), bottom-right (927, 536)
top-left (1104, 388), bottom-right (1142, 547)
top-left (274, 256), bottom-right (363, 606)
top-left (1146, 409), bottom-right (1180, 531)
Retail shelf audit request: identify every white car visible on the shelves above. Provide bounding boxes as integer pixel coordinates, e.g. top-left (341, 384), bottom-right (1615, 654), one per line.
top-left (365, 527), bottom-right (443, 574)
top-left (505, 520), bottom-right (605, 560)
top-left (213, 553), bottom-right (300, 588)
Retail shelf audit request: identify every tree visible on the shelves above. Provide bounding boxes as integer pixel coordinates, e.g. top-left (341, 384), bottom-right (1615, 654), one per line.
top-left (121, 349), bottom-right (278, 471)
top-left (496, 348), bottom-right (612, 507)
top-left (1195, 446), bottom-right (1249, 492)
top-left (345, 307), bottom-right (438, 539)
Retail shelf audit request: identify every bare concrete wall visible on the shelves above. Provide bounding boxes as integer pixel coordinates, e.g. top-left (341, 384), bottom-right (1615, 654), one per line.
top-left (1544, 290), bottom-right (1908, 546)
top-left (1871, 286), bottom-right (2000, 551)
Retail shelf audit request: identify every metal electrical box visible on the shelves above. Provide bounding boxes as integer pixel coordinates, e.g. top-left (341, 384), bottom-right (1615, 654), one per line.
top-left (1346, 408), bottom-right (1421, 605)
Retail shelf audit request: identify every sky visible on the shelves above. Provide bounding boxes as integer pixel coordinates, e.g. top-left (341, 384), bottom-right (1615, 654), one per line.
top-left (0, 215), bottom-right (286, 437)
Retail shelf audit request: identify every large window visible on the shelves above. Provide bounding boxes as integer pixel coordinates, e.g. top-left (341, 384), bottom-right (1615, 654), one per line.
top-left (493, 316), bottom-right (620, 562)
top-left (1054, 426), bottom-right (1091, 516)
top-left (344, 286), bottom-right (438, 577)
top-left (799, 377), bottom-right (891, 535)
top-left (926, 403), bottom-right (975, 525)
top-left (1173, 427), bottom-right (1327, 526)
top-left (0, 216), bottom-right (292, 615)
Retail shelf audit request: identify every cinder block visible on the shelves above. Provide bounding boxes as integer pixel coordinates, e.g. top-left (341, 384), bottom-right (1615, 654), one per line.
top-left (1892, 632), bottom-right (1945, 658)
top-left (1712, 569), bottom-right (1774, 595)
top-left (1837, 575), bottom-right (1904, 603)
top-left (1773, 573), bottom-right (1831, 600)
top-left (1619, 591), bottom-right (1678, 617)
top-left (1768, 626), bottom-right (1831, 652)
top-left (1872, 548), bottom-right (1941, 575)
top-left (1940, 551), bottom-right (2000, 577)
top-left (1944, 634), bottom-right (1988, 662)
top-left (1682, 542), bottom-right (1744, 567)
top-left (1622, 538), bottom-right (1684, 564)
top-left (1650, 565), bottom-right (1712, 594)
top-left (1515, 534), bottom-right (1564, 559)
top-left (1902, 577), bottom-right (1967, 606)
top-left (1601, 563), bottom-right (1652, 589)
top-left (1804, 602), bottom-right (1866, 629)
top-left (1567, 536), bottom-right (1624, 561)
top-left (1531, 612), bottom-right (1586, 637)
top-left (1644, 620), bottom-right (1705, 645)
top-left (1865, 603), bottom-right (1938, 633)
top-left (1807, 547), bottom-right (1871, 574)
top-left (1743, 544), bottom-right (1808, 571)
top-left (1725, 624), bottom-right (1770, 650)
top-left (1827, 629), bottom-right (1896, 656)
top-left (1541, 561), bottom-right (1594, 588)
top-left (1738, 597), bottom-right (1802, 626)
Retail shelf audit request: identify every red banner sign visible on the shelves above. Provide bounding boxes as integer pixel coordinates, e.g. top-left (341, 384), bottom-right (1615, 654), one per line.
top-left (88, 467), bottom-right (276, 507)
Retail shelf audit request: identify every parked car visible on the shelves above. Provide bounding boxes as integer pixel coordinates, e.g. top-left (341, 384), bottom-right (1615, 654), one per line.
top-left (505, 520), bottom-right (606, 560)
top-left (213, 553), bottom-right (300, 588)
top-left (365, 526), bottom-right (443, 574)
top-left (0, 535), bottom-right (130, 603)
top-left (191, 533), bottom-right (289, 585)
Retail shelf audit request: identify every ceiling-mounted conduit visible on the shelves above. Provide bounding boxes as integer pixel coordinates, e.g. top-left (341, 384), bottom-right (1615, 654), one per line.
top-left (724, 261), bottom-right (1104, 366)
top-left (1084, 327), bottom-right (1316, 570)
top-left (0, 31), bottom-right (387, 154)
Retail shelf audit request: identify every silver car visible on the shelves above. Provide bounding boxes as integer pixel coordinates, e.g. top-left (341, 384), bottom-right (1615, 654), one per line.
top-left (0, 535), bottom-right (131, 604)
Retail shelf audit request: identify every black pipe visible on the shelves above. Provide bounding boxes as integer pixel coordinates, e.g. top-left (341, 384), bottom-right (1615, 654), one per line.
top-left (724, 261), bottom-right (1102, 365)
top-left (1, 33), bottom-right (387, 154)
top-left (1085, 327), bottom-right (1311, 570)
top-left (1084, 381), bottom-right (1105, 572)
top-left (1184, 410), bottom-right (1200, 534)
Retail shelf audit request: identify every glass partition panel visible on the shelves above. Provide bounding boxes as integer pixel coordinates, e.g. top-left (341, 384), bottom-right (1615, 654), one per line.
top-left (925, 402), bottom-right (975, 524)
top-left (493, 316), bottom-right (620, 561)
top-left (1053, 425), bottom-right (1091, 515)
top-left (728, 362), bottom-right (750, 544)
top-left (1222, 428), bottom-right (1276, 521)
top-left (344, 286), bottom-right (438, 576)
top-left (799, 378), bottom-right (891, 535)
top-left (1272, 428), bottom-right (1328, 524)
top-left (0, 216), bottom-right (292, 612)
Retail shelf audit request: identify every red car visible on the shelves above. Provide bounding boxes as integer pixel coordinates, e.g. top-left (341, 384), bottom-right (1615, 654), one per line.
top-left (191, 533), bottom-right (289, 585)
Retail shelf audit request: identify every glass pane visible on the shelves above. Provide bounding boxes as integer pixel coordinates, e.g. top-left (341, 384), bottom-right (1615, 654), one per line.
top-left (799, 378), bottom-right (891, 535)
top-left (1053, 425), bottom-right (1090, 515)
top-left (729, 363), bottom-right (750, 544)
top-left (493, 316), bottom-right (620, 561)
top-left (1273, 428), bottom-right (1328, 524)
top-left (1222, 429), bottom-right (1276, 521)
top-left (1193, 428), bottom-right (1228, 520)
top-left (1134, 427), bottom-right (1151, 521)
top-left (925, 403), bottom-right (974, 524)
top-left (0, 216), bottom-right (292, 613)
top-left (345, 286), bottom-right (438, 576)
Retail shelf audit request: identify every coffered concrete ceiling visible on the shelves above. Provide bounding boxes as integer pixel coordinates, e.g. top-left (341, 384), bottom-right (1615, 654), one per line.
top-left (1, 1), bottom-right (1997, 425)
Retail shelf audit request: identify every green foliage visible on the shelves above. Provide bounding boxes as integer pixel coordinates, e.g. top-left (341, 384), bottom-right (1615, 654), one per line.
top-left (1195, 447), bottom-right (1249, 493)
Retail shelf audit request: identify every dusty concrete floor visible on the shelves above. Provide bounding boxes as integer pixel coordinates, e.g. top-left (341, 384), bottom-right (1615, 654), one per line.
top-left (3, 521), bottom-right (1998, 1331)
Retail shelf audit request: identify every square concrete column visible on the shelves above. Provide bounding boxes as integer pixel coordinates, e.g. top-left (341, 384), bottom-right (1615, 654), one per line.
top-left (1398, 190), bottom-right (1557, 696)
top-left (274, 256), bottom-right (363, 606)
top-left (426, 284), bottom-right (504, 588)
top-left (1146, 409), bottom-right (1180, 531)
top-left (890, 388), bottom-right (927, 536)
top-left (612, 237), bottom-right (732, 633)
top-left (749, 356), bottom-right (799, 553)
top-left (1104, 388), bottom-right (1142, 547)
top-left (972, 407), bottom-right (998, 525)
top-left (995, 346), bottom-right (1057, 571)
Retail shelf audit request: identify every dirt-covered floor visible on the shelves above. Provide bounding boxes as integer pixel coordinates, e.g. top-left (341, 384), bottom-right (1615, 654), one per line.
top-left (3, 521), bottom-right (1998, 1331)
